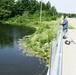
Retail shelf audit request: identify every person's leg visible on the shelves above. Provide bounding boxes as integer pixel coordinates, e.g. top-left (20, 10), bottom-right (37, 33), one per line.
top-left (63, 29), bottom-right (67, 39)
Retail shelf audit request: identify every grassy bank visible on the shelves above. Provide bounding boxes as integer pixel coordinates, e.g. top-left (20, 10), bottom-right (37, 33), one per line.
top-left (2, 14), bottom-right (60, 66)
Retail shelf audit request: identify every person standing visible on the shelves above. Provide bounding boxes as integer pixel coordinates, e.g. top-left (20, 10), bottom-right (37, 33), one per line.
top-left (61, 16), bottom-right (68, 39)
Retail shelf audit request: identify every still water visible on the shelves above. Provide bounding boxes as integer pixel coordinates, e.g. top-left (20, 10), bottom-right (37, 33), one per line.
top-left (0, 24), bottom-right (48, 75)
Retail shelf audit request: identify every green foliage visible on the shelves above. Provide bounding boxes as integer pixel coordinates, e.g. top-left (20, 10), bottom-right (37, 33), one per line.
top-left (0, 8), bottom-right (11, 19)
top-left (45, 1), bottom-right (51, 10)
top-left (42, 10), bottom-right (48, 16)
top-left (68, 25), bottom-right (75, 29)
top-left (0, 0), bottom-right (14, 10)
top-left (0, 0), bottom-right (14, 18)
top-left (51, 16), bottom-right (57, 20)
top-left (0, 0), bottom-right (58, 20)
top-left (59, 13), bottom-right (76, 18)
top-left (48, 6), bottom-right (58, 16)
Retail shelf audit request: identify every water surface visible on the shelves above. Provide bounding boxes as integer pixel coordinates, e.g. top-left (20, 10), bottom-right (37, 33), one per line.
top-left (0, 24), bottom-right (47, 75)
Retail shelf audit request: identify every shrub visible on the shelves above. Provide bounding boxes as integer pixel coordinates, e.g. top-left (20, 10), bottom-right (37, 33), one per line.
top-left (51, 16), bottom-right (57, 20)
top-left (40, 38), bottom-right (47, 44)
top-left (68, 25), bottom-right (75, 29)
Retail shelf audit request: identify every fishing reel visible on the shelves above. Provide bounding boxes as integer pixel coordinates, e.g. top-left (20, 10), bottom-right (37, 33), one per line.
top-left (65, 40), bottom-right (71, 45)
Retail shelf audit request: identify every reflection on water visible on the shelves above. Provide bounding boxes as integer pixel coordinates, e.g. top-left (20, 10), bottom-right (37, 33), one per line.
top-left (0, 24), bottom-right (35, 47)
top-left (0, 24), bottom-right (47, 75)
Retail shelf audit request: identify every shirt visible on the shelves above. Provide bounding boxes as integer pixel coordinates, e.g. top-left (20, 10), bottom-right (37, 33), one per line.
top-left (62, 19), bottom-right (68, 29)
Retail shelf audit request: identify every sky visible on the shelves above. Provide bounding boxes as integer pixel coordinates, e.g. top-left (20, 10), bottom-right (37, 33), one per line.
top-left (37, 0), bottom-right (76, 14)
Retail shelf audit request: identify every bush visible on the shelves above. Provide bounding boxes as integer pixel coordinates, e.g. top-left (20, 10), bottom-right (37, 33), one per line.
top-left (0, 8), bottom-right (11, 19)
top-left (51, 16), bottom-right (57, 20)
top-left (68, 25), bottom-right (75, 29)
top-left (40, 38), bottom-right (47, 44)
top-left (45, 17), bottom-right (52, 21)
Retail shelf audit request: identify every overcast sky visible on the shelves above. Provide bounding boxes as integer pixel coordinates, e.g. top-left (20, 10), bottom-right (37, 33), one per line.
top-left (37, 0), bottom-right (76, 14)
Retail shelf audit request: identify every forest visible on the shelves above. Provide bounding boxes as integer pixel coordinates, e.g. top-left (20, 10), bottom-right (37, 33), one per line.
top-left (0, 0), bottom-right (58, 20)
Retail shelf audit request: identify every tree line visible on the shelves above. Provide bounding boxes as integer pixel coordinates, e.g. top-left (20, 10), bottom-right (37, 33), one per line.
top-left (0, 0), bottom-right (58, 20)
top-left (58, 13), bottom-right (76, 18)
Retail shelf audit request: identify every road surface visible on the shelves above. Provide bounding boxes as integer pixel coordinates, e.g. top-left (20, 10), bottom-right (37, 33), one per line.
top-left (62, 18), bottom-right (76, 75)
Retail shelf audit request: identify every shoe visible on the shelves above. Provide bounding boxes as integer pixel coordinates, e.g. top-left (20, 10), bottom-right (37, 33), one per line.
top-left (63, 36), bottom-right (66, 39)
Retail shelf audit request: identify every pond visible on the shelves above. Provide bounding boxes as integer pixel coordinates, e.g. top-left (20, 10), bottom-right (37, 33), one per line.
top-left (0, 24), bottom-right (48, 75)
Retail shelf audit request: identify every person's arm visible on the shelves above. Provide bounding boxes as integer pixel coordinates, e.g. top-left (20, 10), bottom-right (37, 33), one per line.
top-left (61, 20), bottom-right (67, 26)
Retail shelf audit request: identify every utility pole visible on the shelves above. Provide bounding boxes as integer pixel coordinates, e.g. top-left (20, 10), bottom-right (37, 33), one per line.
top-left (40, 0), bottom-right (42, 22)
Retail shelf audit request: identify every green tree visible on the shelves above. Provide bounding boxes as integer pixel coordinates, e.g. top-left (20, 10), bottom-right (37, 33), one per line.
top-left (0, 0), bottom-right (15, 19)
top-left (48, 6), bottom-right (57, 16)
top-left (0, 8), bottom-right (11, 19)
top-left (0, 0), bottom-right (14, 11)
top-left (45, 1), bottom-right (51, 10)
top-left (13, 0), bottom-right (24, 15)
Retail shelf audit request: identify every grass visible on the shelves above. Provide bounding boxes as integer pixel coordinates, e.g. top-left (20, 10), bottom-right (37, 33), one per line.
top-left (68, 25), bottom-right (75, 29)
